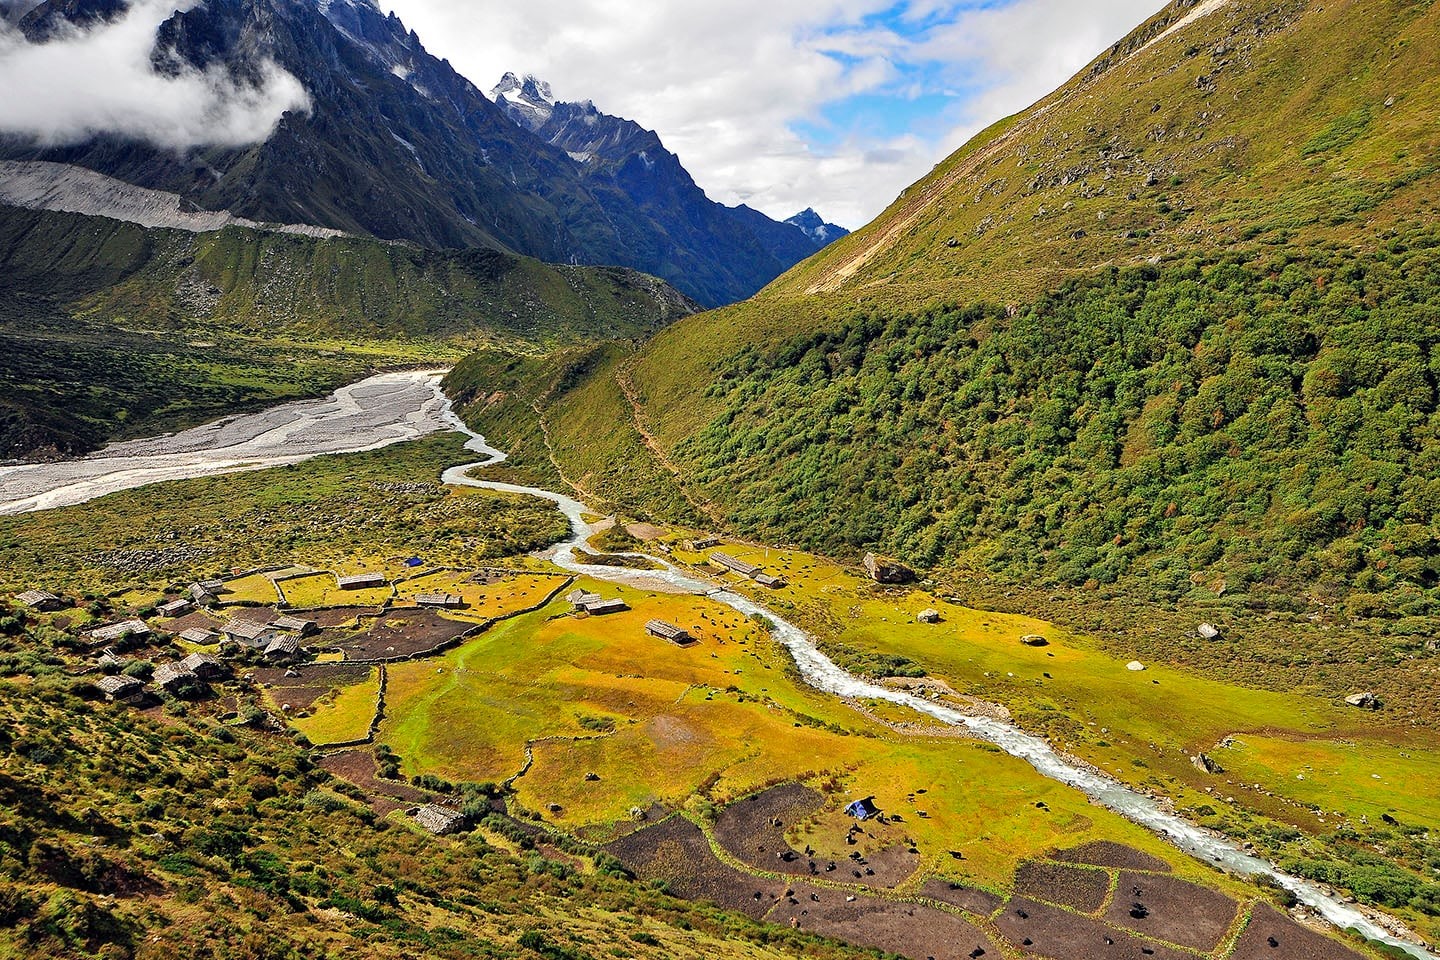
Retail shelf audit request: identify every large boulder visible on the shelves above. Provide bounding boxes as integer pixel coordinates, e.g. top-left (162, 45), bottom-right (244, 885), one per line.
top-left (863, 552), bottom-right (915, 584)
top-left (1344, 692), bottom-right (1381, 710)
top-left (1191, 753), bottom-right (1223, 774)
top-left (1197, 622), bottom-right (1221, 640)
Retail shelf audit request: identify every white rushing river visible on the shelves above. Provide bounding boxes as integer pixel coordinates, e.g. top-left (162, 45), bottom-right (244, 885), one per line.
top-left (5, 373), bottom-right (1433, 957)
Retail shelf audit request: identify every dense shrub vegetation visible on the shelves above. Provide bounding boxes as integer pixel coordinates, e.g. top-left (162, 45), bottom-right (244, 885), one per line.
top-left (675, 239), bottom-right (1440, 627)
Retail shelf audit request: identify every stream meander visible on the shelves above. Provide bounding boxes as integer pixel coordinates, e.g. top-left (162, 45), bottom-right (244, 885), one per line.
top-left (4, 370), bottom-right (1431, 958)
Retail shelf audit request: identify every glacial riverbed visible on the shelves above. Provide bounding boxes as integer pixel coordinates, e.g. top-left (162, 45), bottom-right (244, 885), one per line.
top-left (0, 371), bottom-right (454, 516)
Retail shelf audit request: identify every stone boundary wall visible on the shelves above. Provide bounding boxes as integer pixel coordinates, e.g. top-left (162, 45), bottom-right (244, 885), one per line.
top-left (336, 576), bottom-right (575, 666)
top-left (310, 663), bottom-right (389, 750)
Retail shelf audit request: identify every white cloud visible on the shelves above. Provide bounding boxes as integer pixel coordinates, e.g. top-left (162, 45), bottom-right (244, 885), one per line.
top-left (0, 0), bottom-right (309, 151)
top-left (383, 0), bottom-right (1163, 229)
top-left (919, 0), bottom-right (1166, 155)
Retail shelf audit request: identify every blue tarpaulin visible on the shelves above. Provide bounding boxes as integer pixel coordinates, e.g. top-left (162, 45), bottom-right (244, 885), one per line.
top-left (845, 798), bottom-right (880, 821)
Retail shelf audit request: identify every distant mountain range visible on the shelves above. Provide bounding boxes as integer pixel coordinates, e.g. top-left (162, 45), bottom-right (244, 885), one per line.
top-left (489, 71), bottom-right (848, 305)
top-left (0, 0), bottom-right (846, 306)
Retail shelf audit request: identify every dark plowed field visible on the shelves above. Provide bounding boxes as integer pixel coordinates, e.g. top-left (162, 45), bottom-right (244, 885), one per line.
top-left (605, 816), bottom-right (784, 919)
top-left (163, 611), bottom-right (225, 633)
top-left (319, 749), bottom-right (431, 814)
top-left (1051, 841), bottom-right (1172, 873)
top-left (1015, 860), bottom-right (1112, 913)
top-left (311, 606), bottom-right (383, 628)
top-left (258, 662), bottom-right (372, 712)
top-left (228, 606), bottom-right (282, 625)
top-left (338, 609), bottom-right (470, 659)
top-left (1228, 904), bottom-right (1367, 960)
top-left (1104, 870), bottom-right (1238, 951)
top-left (919, 879), bottom-right (1005, 917)
top-left (766, 883), bottom-right (998, 960)
top-left (996, 897), bottom-right (1192, 960)
top-left (713, 783), bottom-right (823, 870)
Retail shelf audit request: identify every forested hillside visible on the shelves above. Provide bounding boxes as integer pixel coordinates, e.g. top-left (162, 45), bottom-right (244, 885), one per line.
top-left (448, 0), bottom-right (1440, 642)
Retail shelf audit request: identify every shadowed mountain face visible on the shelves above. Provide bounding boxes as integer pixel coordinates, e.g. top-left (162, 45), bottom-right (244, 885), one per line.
top-left (491, 72), bottom-right (849, 306)
top-left (0, 0), bottom-right (844, 306)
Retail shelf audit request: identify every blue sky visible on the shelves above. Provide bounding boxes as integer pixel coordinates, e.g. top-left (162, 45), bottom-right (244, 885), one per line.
top-left (373, 0), bottom-right (1173, 227)
top-left (0, 0), bottom-right (1189, 228)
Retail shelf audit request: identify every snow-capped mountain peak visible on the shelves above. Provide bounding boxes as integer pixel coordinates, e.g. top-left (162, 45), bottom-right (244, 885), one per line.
top-left (490, 72), bottom-right (555, 131)
top-left (785, 208), bottom-right (849, 246)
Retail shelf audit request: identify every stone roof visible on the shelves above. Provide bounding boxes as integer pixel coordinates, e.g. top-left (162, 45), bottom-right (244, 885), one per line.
top-left (415, 593), bottom-right (462, 607)
top-left (264, 634), bottom-right (300, 659)
top-left (179, 628), bottom-right (219, 644)
top-left (710, 552), bottom-right (762, 577)
top-left (271, 615), bottom-right (316, 633)
top-left (222, 620), bottom-right (273, 642)
top-left (152, 662), bottom-right (198, 688)
top-left (413, 804), bottom-right (467, 835)
top-left (189, 582), bottom-right (222, 602)
top-left (89, 619), bottom-right (151, 642)
top-left (337, 572), bottom-right (387, 589)
top-left (15, 590), bottom-right (61, 608)
top-left (96, 675), bottom-right (144, 698)
top-left (645, 619), bottom-right (692, 643)
top-left (180, 653), bottom-right (226, 678)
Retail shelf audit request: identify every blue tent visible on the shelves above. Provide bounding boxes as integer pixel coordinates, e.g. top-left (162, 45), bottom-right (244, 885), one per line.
top-left (845, 798), bottom-right (880, 821)
top-left (404, 557), bottom-right (425, 568)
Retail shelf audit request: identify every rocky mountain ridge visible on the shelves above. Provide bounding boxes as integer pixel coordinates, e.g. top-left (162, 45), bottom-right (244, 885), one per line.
top-left (490, 71), bottom-right (850, 301)
top-left (0, 1), bottom-right (844, 306)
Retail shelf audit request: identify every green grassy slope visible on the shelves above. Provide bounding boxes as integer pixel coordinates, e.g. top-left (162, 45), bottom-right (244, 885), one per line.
top-left (444, 347), bottom-right (703, 521)
top-left (449, 0), bottom-right (1440, 670)
top-left (0, 205), bottom-right (694, 457)
top-left (0, 206), bottom-right (694, 343)
top-left (767, 0), bottom-right (1440, 304)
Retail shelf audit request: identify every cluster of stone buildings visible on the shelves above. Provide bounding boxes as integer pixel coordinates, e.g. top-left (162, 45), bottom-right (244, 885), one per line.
top-left (73, 577), bottom-right (320, 706)
top-left (94, 652), bottom-right (229, 705)
top-left (566, 589), bottom-right (629, 616)
top-left (708, 551), bottom-right (787, 589)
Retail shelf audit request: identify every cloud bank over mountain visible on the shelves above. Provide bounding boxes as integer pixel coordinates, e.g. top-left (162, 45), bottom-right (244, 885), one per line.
top-left (382, 0), bottom-right (1161, 228)
top-left (0, 0), bottom-right (309, 150)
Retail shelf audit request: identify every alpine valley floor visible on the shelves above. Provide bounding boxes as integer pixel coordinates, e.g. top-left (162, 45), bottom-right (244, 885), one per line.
top-left (2, 386), bottom-right (1436, 960)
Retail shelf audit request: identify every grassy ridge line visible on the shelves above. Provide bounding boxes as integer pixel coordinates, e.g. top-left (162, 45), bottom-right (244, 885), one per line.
top-left (0, 204), bottom-right (695, 456)
top-left (764, 0), bottom-right (1440, 304)
top-left (0, 205), bottom-right (695, 343)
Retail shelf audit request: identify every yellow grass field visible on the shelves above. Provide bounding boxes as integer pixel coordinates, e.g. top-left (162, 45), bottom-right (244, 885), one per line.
top-left (292, 668), bottom-right (382, 746)
top-left (702, 543), bottom-right (1440, 837)
top-left (376, 576), bottom-right (1250, 893)
top-left (221, 572), bottom-right (288, 605)
top-left (392, 569), bottom-right (568, 622)
top-left (281, 571), bottom-right (393, 608)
